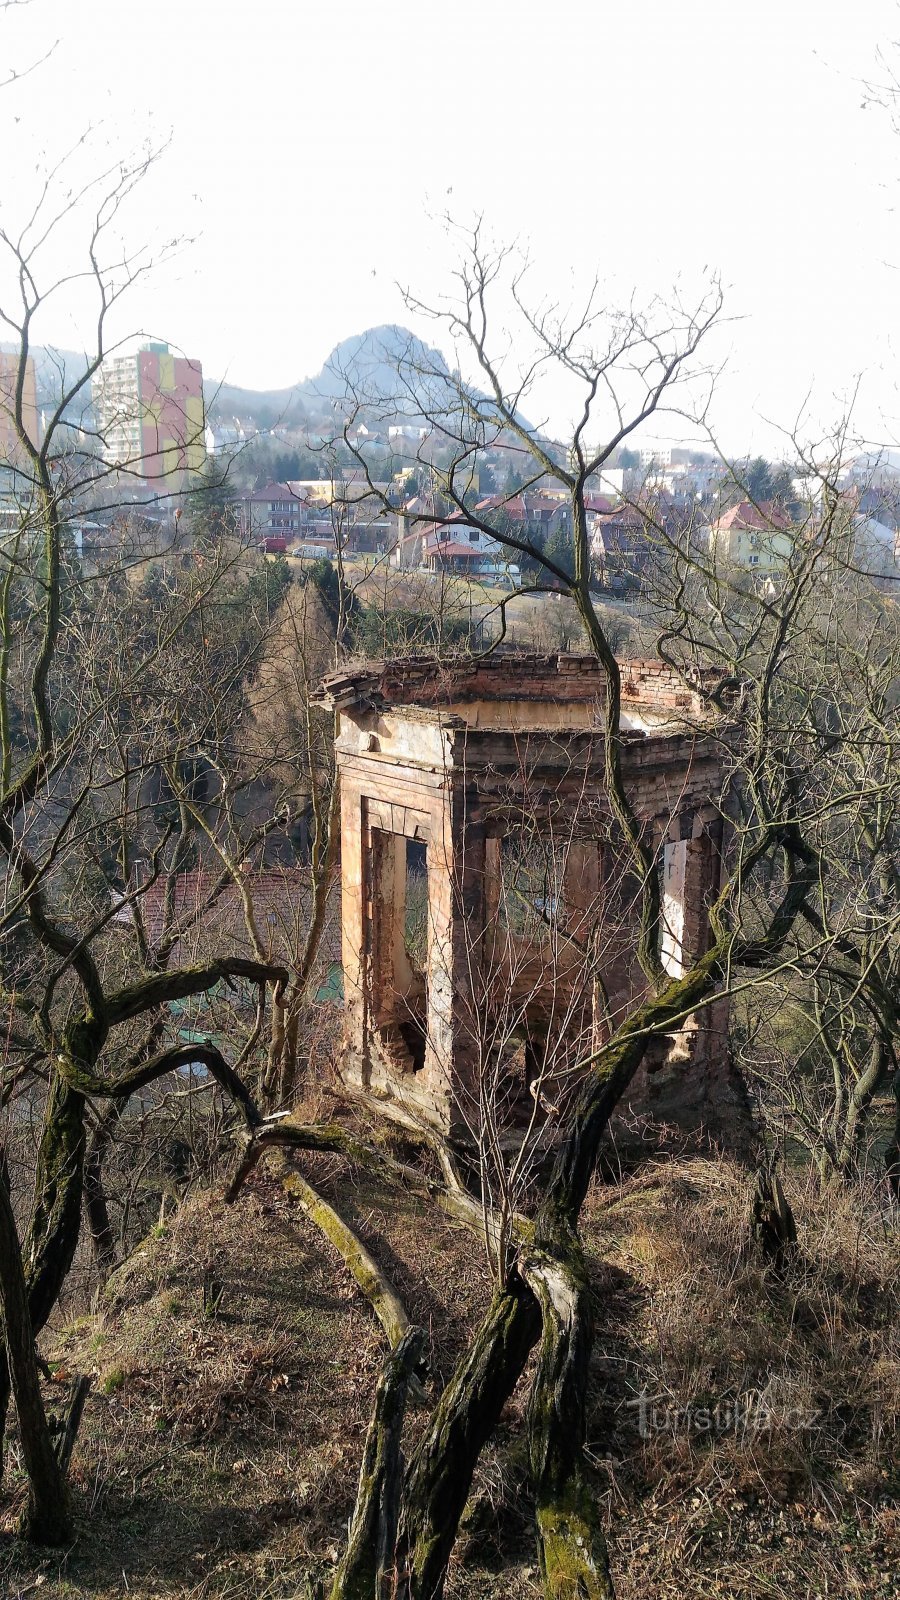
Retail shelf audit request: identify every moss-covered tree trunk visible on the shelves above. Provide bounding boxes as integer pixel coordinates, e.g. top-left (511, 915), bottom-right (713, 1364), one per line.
top-left (0, 1071), bottom-right (88, 1482)
top-left (394, 1281), bottom-right (541, 1600)
top-left (23, 1071), bottom-right (89, 1336)
top-left (330, 1326), bottom-right (425, 1600)
top-left (84, 1099), bottom-right (126, 1276)
top-left (0, 1157), bottom-right (71, 1545)
top-left (524, 1240), bottom-right (614, 1599)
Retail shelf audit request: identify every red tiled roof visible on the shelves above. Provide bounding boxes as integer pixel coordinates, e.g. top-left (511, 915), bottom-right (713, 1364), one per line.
top-left (427, 542), bottom-right (487, 560)
top-left (596, 504), bottom-right (644, 527)
top-left (712, 499), bottom-right (792, 532)
top-left (475, 495), bottom-right (526, 520)
top-left (128, 870), bottom-right (339, 967)
top-left (250, 481), bottom-right (298, 502)
top-left (525, 494), bottom-right (562, 513)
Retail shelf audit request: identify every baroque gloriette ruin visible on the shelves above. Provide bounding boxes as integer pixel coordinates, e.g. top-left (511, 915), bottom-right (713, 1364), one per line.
top-left (318, 653), bottom-right (745, 1146)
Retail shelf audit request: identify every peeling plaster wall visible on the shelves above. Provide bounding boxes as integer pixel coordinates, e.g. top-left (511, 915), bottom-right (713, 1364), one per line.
top-left (320, 654), bottom-right (746, 1149)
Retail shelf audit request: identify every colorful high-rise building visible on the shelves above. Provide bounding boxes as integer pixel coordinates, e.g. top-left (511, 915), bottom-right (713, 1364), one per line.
top-left (93, 342), bottom-right (205, 488)
top-left (0, 351), bottom-right (39, 473)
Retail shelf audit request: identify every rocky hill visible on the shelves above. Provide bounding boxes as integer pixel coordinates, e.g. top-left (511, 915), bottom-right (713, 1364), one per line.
top-left (206, 325), bottom-right (455, 430)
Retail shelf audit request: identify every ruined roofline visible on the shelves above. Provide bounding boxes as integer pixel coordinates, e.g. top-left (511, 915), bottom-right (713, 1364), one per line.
top-left (315, 651), bottom-right (728, 723)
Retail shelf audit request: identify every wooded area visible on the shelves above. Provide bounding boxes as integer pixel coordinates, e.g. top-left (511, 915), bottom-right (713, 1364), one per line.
top-left (0, 41), bottom-right (897, 1600)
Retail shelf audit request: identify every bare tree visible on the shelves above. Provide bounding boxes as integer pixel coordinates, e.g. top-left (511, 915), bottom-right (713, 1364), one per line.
top-left (0, 120), bottom-right (312, 1525)
top-left (610, 431), bottom-right (899, 1185)
top-left (225, 227), bottom-right (856, 1599)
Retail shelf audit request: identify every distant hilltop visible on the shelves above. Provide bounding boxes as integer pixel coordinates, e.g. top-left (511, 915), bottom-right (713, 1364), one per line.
top-left (1, 325), bottom-right (453, 431)
top-left (205, 325), bottom-right (455, 429)
top-left (0, 324), bottom-right (536, 439)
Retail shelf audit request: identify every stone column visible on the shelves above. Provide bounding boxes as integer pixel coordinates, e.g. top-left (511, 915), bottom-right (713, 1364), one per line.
top-left (339, 776), bottom-right (368, 1087)
top-left (686, 818), bottom-right (728, 1069)
top-left (660, 820), bottom-right (721, 978)
top-left (484, 834), bottom-right (502, 937)
top-left (657, 815), bottom-right (725, 1074)
top-left (424, 799), bottom-right (486, 1131)
top-left (660, 837), bottom-right (689, 978)
top-left (563, 840), bottom-right (600, 942)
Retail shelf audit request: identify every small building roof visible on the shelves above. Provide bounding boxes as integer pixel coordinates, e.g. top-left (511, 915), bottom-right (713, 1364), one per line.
top-left (712, 499), bottom-right (792, 533)
top-left (249, 480), bottom-right (300, 502)
top-left (426, 541), bottom-right (488, 560)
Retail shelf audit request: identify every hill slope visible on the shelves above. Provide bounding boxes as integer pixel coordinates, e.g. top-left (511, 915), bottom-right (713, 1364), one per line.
top-left (3, 1138), bottom-right (896, 1599)
top-left (206, 324), bottom-right (455, 428)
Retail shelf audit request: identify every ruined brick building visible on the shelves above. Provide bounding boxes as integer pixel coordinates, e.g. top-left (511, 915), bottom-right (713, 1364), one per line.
top-left (317, 654), bottom-right (745, 1147)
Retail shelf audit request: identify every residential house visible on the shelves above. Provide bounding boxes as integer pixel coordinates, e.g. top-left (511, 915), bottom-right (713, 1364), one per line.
top-left (242, 481), bottom-right (308, 551)
top-left (117, 869), bottom-right (342, 1015)
top-left (474, 491), bottom-right (570, 545)
top-left (707, 499), bottom-right (793, 573)
top-left (390, 493), bottom-right (445, 568)
top-left (588, 500), bottom-right (656, 587)
top-left (850, 483), bottom-right (900, 532)
top-left (587, 467), bottom-right (624, 498)
top-left (205, 420), bottom-right (246, 456)
top-left (388, 424), bottom-right (428, 446)
top-left (849, 514), bottom-right (900, 580)
top-left (639, 445), bottom-right (672, 469)
top-left (421, 516), bottom-right (503, 574)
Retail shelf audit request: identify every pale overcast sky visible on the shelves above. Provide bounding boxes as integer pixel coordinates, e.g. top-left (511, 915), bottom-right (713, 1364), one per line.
top-left (4, 0), bottom-right (900, 454)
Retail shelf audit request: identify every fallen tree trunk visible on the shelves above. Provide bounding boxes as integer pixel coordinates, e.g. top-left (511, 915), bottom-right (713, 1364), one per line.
top-left (281, 1167), bottom-right (412, 1350)
top-left (225, 1117), bottom-right (529, 1247)
top-left (330, 1326), bottom-right (426, 1600)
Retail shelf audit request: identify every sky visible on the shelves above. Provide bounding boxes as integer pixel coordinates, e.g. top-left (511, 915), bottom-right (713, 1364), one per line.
top-left (3, 0), bottom-right (900, 455)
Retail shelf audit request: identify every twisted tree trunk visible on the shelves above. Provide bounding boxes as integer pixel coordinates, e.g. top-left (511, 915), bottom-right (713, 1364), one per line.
top-left (84, 1099), bottom-right (127, 1276)
top-left (330, 1326), bottom-right (426, 1600)
top-left (0, 1031), bottom-right (273, 1492)
top-left (23, 1072), bottom-right (89, 1336)
top-left (0, 1156), bottom-right (71, 1545)
top-left (524, 1239), bottom-right (614, 1599)
top-left (395, 1280), bottom-right (541, 1600)
top-left (0, 1072), bottom-right (90, 1481)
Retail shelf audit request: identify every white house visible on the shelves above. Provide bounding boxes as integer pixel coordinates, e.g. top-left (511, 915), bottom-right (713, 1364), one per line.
top-left (205, 421), bottom-right (246, 456)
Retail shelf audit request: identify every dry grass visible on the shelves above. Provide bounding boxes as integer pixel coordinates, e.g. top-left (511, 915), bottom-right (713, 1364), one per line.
top-left (581, 1158), bottom-right (900, 1598)
top-left (0, 1141), bottom-right (896, 1598)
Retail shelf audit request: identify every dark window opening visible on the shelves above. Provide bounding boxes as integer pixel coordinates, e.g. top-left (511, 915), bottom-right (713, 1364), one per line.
top-left (404, 837), bottom-right (429, 972)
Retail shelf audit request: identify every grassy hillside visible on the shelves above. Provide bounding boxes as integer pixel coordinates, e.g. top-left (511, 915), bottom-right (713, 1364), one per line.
top-left (1, 1124), bottom-right (897, 1599)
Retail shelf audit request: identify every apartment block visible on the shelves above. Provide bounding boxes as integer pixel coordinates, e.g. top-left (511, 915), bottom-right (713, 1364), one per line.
top-left (93, 342), bottom-right (205, 488)
top-left (0, 351), bottom-right (39, 472)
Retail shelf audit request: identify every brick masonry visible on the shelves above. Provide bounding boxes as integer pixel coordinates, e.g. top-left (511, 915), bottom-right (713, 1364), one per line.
top-left (317, 654), bottom-right (749, 1149)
